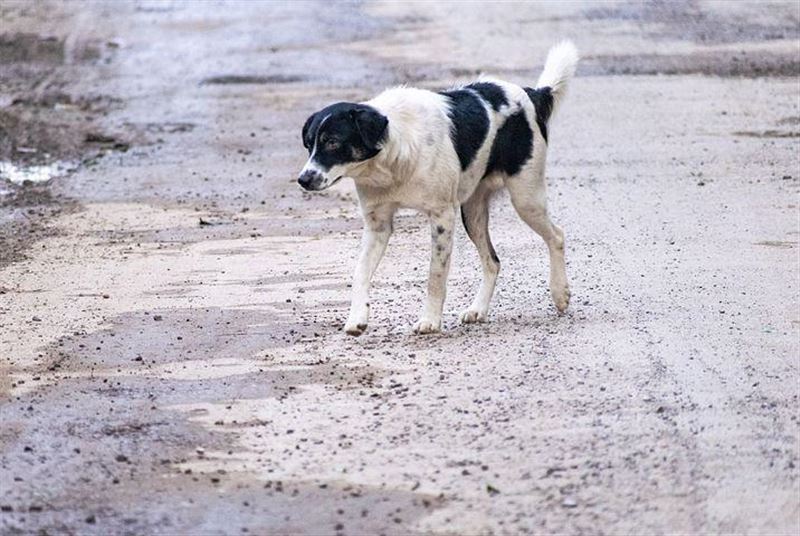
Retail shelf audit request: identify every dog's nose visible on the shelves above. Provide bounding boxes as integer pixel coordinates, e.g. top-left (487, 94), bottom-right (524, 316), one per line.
top-left (297, 169), bottom-right (321, 191)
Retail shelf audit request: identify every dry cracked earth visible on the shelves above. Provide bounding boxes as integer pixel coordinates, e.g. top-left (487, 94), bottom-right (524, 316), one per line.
top-left (1, 1), bottom-right (799, 535)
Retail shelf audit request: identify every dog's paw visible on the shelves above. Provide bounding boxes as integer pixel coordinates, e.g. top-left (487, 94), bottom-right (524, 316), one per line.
top-left (344, 322), bottom-right (368, 336)
top-left (345, 303), bottom-right (369, 336)
top-left (552, 284), bottom-right (571, 314)
top-left (459, 308), bottom-right (487, 324)
top-left (412, 318), bottom-right (441, 335)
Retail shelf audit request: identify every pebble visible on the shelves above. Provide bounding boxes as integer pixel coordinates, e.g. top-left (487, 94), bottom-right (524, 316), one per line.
top-left (562, 496), bottom-right (578, 508)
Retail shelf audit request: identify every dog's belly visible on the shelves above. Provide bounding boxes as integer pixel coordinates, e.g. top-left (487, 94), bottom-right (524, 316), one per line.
top-left (457, 169), bottom-right (504, 204)
top-left (457, 174), bottom-right (482, 204)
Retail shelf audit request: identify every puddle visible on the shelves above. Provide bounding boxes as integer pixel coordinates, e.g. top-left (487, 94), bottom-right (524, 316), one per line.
top-left (0, 160), bottom-right (77, 185)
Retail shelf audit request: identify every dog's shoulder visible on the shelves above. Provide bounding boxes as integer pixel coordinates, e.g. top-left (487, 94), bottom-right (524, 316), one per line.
top-left (366, 86), bottom-right (450, 117)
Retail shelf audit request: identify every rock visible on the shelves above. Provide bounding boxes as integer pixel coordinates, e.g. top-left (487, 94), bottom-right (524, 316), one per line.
top-left (562, 496), bottom-right (578, 508)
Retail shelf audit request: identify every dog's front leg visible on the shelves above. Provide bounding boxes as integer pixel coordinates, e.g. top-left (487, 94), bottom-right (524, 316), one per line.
top-left (413, 206), bottom-right (457, 334)
top-left (344, 205), bottom-right (394, 336)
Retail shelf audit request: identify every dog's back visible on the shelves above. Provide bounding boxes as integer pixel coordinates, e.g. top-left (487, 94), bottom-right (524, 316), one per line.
top-left (362, 41), bottom-right (578, 205)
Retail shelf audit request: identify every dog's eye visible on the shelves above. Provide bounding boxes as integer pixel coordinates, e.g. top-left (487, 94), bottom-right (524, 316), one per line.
top-left (325, 139), bottom-right (340, 151)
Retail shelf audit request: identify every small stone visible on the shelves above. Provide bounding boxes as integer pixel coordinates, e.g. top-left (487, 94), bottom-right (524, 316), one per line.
top-left (153, 315), bottom-right (163, 321)
top-left (562, 496), bottom-right (578, 508)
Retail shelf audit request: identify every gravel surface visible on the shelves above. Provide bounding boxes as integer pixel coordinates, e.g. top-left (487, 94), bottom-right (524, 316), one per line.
top-left (1, 1), bottom-right (798, 534)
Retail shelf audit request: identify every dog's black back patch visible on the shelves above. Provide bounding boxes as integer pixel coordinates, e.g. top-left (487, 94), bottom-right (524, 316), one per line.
top-left (483, 111), bottom-right (533, 178)
top-left (465, 82), bottom-right (508, 112)
top-left (523, 86), bottom-right (553, 143)
top-left (440, 89), bottom-right (489, 171)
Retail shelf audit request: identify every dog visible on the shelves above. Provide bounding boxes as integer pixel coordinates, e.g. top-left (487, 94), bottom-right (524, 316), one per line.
top-left (298, 41), bottom-right (578, 335)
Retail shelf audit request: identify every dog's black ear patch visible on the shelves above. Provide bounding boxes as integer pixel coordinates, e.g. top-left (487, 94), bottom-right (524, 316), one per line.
top-left (440, 89), bottom-right (490, 171)
top-left (465, 82), bottom-right (508, 112)
top-left (302, 112), bottom-right (318, 150)
top-left (483, 111), bottom-right (533, 178)
top-left (523, 86), bottom-right (553, 143)
top-left (351, 108), bottom-right (388, 152)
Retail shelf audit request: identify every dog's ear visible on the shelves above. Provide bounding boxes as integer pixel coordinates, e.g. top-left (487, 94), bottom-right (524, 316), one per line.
top-left (351, 108), bottom-right (388, 152)
top-left (301, 112), bottom-right (318, 150)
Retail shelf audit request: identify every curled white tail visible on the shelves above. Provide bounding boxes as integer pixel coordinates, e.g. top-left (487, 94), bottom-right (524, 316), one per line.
top-left (536, 40), bottom-right (579, 114)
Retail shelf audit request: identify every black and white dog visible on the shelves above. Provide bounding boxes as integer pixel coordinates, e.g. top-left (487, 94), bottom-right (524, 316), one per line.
top-left (298, 42), bottom-right (578, 335)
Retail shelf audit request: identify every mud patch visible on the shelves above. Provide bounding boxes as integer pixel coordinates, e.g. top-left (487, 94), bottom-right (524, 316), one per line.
top-left (35, 306), bottom-right (329, 374)
top-left (754, 240), bottom-right (796, 249)
top-left (123, 121), bottom-right (195, 134)
top-left (0, 183), bottom-right (77, 268)
top-left (0, 299), bottom-right (423, 534)
top-left (733, 130), bottom-right (800, 139)
top-left (777, 116), bottom-right (800, 126)
top-left (1, 368), bottom-right (417, 534)
top-left (88, 213), bottom-right (361, 252)
top-left (585, 0), bottom-right (800, 45)
top-left (0, 107), bottom-right (123, 167)
top-left (201, 74), bottom-right (307, 85)
top-left (0, 27), bottom-right (132, 266)
top-left (582, 50), bottom-right (800, 78)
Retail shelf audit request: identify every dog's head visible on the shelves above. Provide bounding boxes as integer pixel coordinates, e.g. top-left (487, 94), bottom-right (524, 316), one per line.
top-left (297, 102), bottom-right (388, 191)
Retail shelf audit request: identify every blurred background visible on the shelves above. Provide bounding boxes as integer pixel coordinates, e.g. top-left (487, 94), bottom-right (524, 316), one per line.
top-left (1, 1), bottom-right (798, 535)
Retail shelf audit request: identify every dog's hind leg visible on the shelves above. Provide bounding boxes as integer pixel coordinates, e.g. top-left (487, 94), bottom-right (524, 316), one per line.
top-left (413, 205), bottom-right (458, 334)
top-left (505, 170), bottom-right (570, 313)
top-left (345, 204), bottom-right (395, 336)
top-left (459, 181), bottom-right (500, 323)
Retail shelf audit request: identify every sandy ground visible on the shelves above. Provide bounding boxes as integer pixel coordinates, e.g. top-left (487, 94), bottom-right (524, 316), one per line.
top-left (1, 1), bottom-right (799, 534)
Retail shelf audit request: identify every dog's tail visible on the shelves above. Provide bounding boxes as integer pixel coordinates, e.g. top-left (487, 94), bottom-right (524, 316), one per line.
top-left (535, 40), bottom-right (579, 117)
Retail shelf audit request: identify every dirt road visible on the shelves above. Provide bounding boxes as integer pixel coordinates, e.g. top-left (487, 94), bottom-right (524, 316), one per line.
top-left (1, 1), bottom-right (798, 534)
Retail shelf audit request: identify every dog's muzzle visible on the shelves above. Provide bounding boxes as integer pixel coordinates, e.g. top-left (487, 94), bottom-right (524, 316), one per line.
top-left (297, 169), bottom-right (324, 191)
